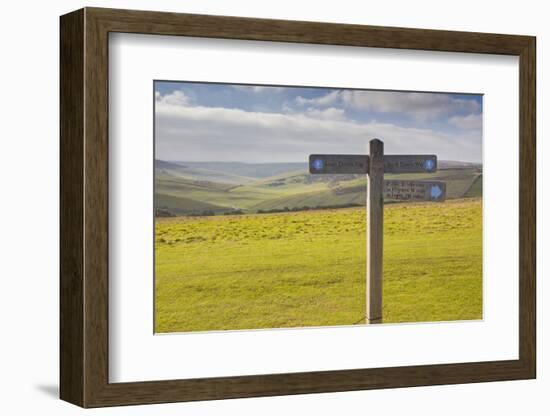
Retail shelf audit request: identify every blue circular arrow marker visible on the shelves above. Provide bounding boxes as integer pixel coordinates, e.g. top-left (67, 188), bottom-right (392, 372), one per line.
top-left (312, 158), bottom-right (324, 171)
top-left (424, 159), bottom-right (435, 171)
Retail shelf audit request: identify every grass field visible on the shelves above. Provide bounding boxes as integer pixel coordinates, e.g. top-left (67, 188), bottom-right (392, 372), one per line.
top-left (155, 198), bottom-right (482, 333)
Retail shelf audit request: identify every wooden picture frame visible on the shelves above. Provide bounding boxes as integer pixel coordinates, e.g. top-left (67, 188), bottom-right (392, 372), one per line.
top-left (60, 7), bottom-right (536, 408)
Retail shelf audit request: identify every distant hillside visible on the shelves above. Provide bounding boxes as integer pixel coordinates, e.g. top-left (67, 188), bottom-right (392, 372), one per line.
top-left (154, 160), bottom-right (482, 216)
top-left (155, 159), bottom-right (255, 185)
top-left (155, 160), bottom-right (184, 170)
top-left (464, 174), bottom-right (483, 198)
top-left (439, 160), bottom-right (482, 170)
top-left (160, 160), bottom-right (308, 179)
top-left (155, 193), bottom-right (228, 215)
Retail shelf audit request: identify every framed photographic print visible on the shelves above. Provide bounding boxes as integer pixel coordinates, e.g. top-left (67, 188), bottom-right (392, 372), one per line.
top-left (60, 7), bottom-right (536, 408)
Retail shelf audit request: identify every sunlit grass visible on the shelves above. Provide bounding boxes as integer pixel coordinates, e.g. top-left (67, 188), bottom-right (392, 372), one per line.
top-left (155, 198), bottom-right (482, 332)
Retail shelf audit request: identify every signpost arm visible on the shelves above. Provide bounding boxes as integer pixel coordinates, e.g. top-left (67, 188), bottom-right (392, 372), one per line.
top-left (367, 139), bottom-right (384, 324)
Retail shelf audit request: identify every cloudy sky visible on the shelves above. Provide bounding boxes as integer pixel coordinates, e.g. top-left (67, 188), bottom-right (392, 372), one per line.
top-left (155, 81), bottom-right (483, 163)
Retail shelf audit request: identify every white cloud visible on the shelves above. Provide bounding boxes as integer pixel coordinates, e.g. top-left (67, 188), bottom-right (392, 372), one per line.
top-left (155, 99), bottom-right (481, 163)
top-left (295, 90), bottom-right (340, 106)
top-left (341, 90), bottom-right (480, 120)
top-left (449, 113), bottom-right (483, 130)
top-left (156, 90), bottom-right (191, 106)
top-left (232, 85), bottom-right (285, 93)
top-left (304, 107), bottom-right (347, 121)
top-left (296, 90), bottom-right (480, 120)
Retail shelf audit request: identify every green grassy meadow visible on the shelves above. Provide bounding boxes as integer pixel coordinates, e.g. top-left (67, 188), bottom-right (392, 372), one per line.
top-left (155, 198), bottom-right (482, 333)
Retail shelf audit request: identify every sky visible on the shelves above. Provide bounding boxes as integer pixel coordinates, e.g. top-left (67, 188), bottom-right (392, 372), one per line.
top-left (154, 81), bottom-right (483, 164)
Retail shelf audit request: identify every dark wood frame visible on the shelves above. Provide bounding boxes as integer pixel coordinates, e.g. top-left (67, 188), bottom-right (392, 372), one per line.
top-left (60, 7), bottom-right (536, 408)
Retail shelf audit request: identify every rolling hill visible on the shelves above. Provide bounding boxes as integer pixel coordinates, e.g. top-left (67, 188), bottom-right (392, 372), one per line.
top-left (155, 159), bottom-right (482, 216)
top-left (156, 160), bottom-right (307, 182)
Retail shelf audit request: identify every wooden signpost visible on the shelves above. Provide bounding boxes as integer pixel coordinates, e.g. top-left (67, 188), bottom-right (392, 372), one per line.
top-left (309, 139), bottom-right (445, 324)
top-left (367, 140), bottom-right (384, 324)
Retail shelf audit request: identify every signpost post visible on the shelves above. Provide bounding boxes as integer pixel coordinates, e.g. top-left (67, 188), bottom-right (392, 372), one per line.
top-left (309, 139), bottom-right (445, 324)
top-left (367, 139), bottom-right (384, 324)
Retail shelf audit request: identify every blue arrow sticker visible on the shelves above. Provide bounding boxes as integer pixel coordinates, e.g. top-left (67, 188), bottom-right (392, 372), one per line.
top-left (430, 185), bottom-right (442, 199)
top-left (312, 158), bottom-right (324, 171)
top-left (424, 159), bottom-right (435, 172)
